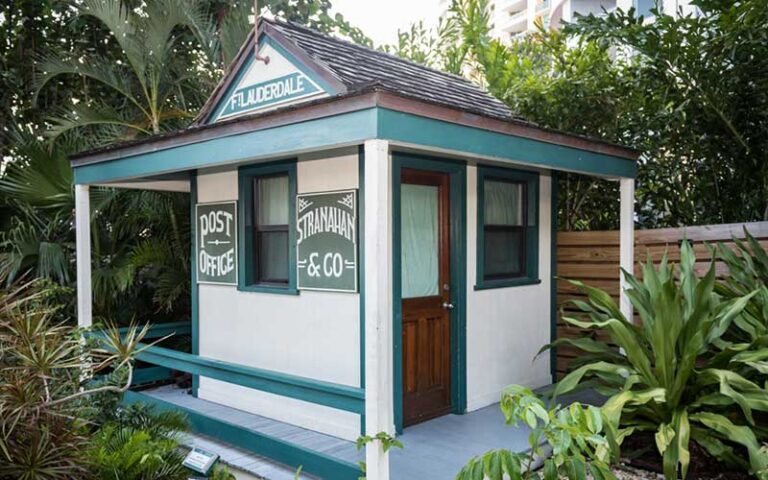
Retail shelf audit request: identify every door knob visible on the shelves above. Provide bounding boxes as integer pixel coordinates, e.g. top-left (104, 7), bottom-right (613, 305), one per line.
top-left (442, 302), bottom-right (455, 310)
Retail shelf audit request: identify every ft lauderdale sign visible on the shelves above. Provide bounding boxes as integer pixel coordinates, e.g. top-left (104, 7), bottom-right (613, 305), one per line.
top-left (217, 72), bottom-right (320, 120)
top-left (196, 202), bottom-right (238, 285)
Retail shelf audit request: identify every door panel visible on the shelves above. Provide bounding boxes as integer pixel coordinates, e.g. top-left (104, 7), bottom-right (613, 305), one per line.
top-left (401, 168), bottom-right (452, 426)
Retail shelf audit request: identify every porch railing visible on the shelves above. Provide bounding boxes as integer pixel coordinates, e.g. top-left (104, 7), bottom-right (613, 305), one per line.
top-left (103, 322), bottom-right (364, 479)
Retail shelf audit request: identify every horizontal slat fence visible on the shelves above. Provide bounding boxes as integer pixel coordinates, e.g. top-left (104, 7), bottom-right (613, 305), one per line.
top-left (555, 221), bottom-right (768, 378)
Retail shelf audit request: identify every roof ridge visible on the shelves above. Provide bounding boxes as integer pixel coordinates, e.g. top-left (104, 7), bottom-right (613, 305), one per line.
top-left (264, 17), bottom-right (505, 104)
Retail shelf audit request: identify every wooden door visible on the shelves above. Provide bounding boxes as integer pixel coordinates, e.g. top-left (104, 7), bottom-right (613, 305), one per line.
top-left (400, 168), bottom-right (452, 426)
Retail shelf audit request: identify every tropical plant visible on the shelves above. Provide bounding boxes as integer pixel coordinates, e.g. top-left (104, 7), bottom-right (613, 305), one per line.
top-left (457, 385), bottom-right (615, 480)
top-left (88, 403), bottom-right (190, 480)
top-left (0, 279), bottom-right (150, 480)
top-left (34, 0), bottom-right (217, 143)
top-left (544, 241), bottom-right (768, 479)
top-left (355, 431), bottom-right (403, 480)
top-left (716, 231), bottom-right (768, 351)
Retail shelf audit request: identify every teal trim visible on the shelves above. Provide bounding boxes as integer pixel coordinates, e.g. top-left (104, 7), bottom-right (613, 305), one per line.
top-left (134, 344), bottom-right (365, 414)
top-left (123, 390), bottom-right (361, 480)
top-left (73, 107), bottom-right (635, 185)
top-left (237, 161), bottom-right (298, 294)
top-left (117, 321), bottom-right (191, 339)
top-left (133, 366), bottom-right (172, 385)
top-left (392, 153), bottom-right (467, 434)
top-left (549, 171), bottom-right (559, 383)
top-left (357, 144), bottom-right (366, 435)
top-left (475, 166), bottom-right (540, 290)
top-left (73, 108), bottom-right (377, 184)
top-left (377, 109), bottom-right (637, 179)
top-left (191, 172), bottom-right (199, 397)
top-left (473, 278), bottom-right (541, 290)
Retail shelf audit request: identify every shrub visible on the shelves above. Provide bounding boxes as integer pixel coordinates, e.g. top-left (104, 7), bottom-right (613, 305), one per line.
top-left (0, 280), bottom-right (149, 480)
top-left (87, 404), bottom-right (189, 480)
top-left (457, 385), bottom-right (616, 480)
top-left (544, 241), bottom-right (768, 479)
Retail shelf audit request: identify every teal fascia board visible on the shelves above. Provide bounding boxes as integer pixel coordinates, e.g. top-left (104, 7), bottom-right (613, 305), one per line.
top-left (123, 390), bottom-right (361, 480)
top-left (376, 108), bottom-right (637, 179)
top-left (134, 344), bottom-right (365, 414)
top-left (74, 108), bottom-right (377, 184)
top-left (73, 106), bottom-right (634, 185)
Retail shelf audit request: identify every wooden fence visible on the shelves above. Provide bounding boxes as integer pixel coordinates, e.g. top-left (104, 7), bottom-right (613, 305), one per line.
top-left (555, 221), bottom-right (768, 378)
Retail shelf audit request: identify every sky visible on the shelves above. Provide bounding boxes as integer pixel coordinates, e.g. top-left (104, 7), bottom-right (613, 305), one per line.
top-left (330, 0), bottom-right (444, 46)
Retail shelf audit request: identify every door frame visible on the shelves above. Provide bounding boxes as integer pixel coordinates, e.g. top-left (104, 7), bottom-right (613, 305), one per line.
top-left (392, 152), bottom-right (467, 434)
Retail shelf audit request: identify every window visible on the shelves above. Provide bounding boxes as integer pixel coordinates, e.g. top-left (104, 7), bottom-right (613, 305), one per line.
top-left (239, 162), bottom-right (297, 293)
top-left (476, 167), bottom-right (539, 289)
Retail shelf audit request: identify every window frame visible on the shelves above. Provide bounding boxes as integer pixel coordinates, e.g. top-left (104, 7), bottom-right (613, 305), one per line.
top-left (238, 161), bottom-right (298, 294)
top-left (476, 166), bottom-right (540, 290)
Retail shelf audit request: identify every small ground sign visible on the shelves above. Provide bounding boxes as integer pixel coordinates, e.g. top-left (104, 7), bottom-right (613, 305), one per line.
top-left (196, 201), bottom-right (237, 285)
top-left (297, 190), bottom-right (358, 292)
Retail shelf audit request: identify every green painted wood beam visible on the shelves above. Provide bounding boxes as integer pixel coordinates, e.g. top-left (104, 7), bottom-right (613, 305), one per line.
top-left (377, 108), bottom-right (637, 179)
top-left (134, 344), bottom-right (365, 414)
top-left (73, 108), bottom-right (377, 184)
top-left (123, 390), bottom-right (362, 480)
top-left (117, 321), bottom-right (191, 340)
top-left (133, 366), bottom-right (173, 385)
top-left (73, 107), bottom-right (635, 185)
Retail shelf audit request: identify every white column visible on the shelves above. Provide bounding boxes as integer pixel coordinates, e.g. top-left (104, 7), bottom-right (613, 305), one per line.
top-left (75, 184), bottom-right (93, 328)
top-left (363, 139), bottom-right (393, 480)
top-left (619, 178), bottom-right (635, 323)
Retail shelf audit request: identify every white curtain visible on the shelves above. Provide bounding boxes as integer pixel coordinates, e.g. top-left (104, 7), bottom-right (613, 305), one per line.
top-left (258, 175), bottom-right (289, 225)
top-left (401, 184), bottom-right (439, 298)
top-left (484, 180), bottom-right (523, 226)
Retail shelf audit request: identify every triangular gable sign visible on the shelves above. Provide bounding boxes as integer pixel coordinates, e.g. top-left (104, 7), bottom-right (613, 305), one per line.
top-left (207, 35), bottom-right (330, 123)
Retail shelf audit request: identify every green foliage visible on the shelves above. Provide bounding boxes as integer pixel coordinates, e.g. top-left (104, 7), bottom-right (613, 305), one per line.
top-left (0, 280), bottom-right (150, 480)
top-left (544, 241), bottom-right (768, 478)
top-left (88, 426), bottom-right (187, 480)
top-left (457, 385), bottom-right (616, 480)
top-left (86, 403), bottom-right (192, 480)
top-left (355, 431), bottom-right (404, 479)
top-left (384, 0), bottom-right (768, 229)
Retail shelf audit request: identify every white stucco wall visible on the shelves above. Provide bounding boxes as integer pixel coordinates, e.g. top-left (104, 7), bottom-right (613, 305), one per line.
top-left (465, 165), bottom-right (552, 412)
top-left (196, 147), bottom-right (361, 441)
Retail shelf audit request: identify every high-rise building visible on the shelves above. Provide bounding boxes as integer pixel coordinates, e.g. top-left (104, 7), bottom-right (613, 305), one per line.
top-left (440, 0), bottom-right (698, 42)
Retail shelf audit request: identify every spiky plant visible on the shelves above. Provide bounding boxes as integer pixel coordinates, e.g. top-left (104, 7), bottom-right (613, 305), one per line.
top-left (0, 279), bottom-right (150, 479)
top-left (543, 241), bottom-right (768, 479)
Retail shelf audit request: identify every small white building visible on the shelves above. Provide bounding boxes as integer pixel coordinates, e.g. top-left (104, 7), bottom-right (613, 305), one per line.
top-left (72, 18), bottom-right (637, 480)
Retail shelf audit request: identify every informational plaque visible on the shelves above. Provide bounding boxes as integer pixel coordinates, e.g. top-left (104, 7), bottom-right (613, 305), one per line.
top-left (296, 190), bottom-right (358, 292)
top-left (182, 447), bottom-right (219, 475)
top-left (196, 202), bottom-right (237, 285)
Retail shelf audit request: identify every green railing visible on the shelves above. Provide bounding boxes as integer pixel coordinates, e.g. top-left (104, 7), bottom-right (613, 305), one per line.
top-left (134, 343), bottom-right (365, 414)
top-left (101, 321), bottom-right (365, 479)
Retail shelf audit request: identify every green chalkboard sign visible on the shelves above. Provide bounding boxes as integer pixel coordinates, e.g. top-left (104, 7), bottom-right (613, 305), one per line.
top-left (196, 202), bottom-right (238, 285)
top-left (296, 190), bottom-right (358, 292)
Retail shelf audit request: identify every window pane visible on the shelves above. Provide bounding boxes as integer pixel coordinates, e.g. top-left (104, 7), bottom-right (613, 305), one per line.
top-left (258, 231), bottom-right (288, 282)
top-left (401, 184), bottom-right (439, 298)
top-left (484, 180), bottom-right (524, 226)
top-left (257, 175), bottom-right (289, 226)
top-left (484, 228), bottom-right (524, 278)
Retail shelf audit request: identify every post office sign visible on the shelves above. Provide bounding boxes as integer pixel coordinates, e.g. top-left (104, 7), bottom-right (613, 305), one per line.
top-left (196, 201), bottom-right (237, 285)
top-left (296, 190), bottom-right (358, 292)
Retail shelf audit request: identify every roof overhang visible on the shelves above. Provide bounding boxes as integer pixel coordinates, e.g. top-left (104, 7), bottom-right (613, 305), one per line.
top-left (71, 89), bottom-right (638, 185)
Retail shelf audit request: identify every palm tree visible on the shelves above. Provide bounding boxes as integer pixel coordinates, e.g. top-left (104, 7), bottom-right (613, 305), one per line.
top-left (34, 0), bottom-right (216, 143)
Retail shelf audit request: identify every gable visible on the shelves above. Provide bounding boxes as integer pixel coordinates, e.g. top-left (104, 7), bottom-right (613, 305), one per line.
top-left (207, 35), bottom-right (334, 123)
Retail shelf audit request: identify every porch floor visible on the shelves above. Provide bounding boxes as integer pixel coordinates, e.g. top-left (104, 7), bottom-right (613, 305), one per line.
top-left (142, 385), bottom-right (535, 479)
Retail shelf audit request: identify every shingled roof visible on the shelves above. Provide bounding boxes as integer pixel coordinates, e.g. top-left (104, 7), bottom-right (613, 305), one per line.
top-left (265, 19), bottom-right (514, 120)
top-left (196, 17), bottom-right (515, 124)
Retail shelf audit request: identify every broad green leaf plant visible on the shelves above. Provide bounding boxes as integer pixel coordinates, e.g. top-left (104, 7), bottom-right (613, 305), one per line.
top-left (457, 385), bottom-right (615, 480)
top-left (545, 241), bottom-right (768, 479)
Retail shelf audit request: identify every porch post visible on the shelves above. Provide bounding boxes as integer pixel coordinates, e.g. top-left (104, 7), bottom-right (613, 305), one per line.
top-left (75, 184), bottom-right (93, 328)
top-left (619, 177), bottom-right (635, 322)
top-left (363, 139), bottom-right (394, 480)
